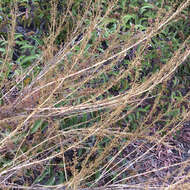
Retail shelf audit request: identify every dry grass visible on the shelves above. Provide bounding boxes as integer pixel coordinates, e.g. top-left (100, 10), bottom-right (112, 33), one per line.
top-left (0, 0), bottom-right (190, 189)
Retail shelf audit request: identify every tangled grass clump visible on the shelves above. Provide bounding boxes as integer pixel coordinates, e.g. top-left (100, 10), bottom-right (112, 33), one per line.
top-left (0, 0), bottom-right (190, 189)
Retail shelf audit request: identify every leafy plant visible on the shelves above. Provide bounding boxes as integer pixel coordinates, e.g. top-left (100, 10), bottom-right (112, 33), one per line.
top-left (0, 0), bottom-right (190, 190)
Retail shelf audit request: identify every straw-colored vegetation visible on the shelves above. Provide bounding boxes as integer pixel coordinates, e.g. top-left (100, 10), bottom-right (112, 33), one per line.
top-left (0, 0), bottom-right (190, 189)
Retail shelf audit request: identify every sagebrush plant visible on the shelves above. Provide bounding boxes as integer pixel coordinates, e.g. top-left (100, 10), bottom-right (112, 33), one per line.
top-left (0, 0), bottom-right (190, 189)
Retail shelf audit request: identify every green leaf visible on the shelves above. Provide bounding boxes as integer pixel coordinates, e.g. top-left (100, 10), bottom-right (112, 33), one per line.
top-left (0, 39), bottom-right (8, 46)
top-left (58, 172), bottom-right (65, 183)
top-left (14, 33), bottom-right (24, 39)
top-left (33, 168), bottom-right (49, 184)
top-left (21, 55), bottom-right (39, 65)
top-left (135, 24), bottom-right (146, 31)
top-left (15, 41), bottom-right (28, 46)
top-left (128, 114), bottom-right (133, 122)
top-left (122, 14), bottom-right (136, 24)
top-left (30, 36), bottom-right (44, 46)
top-left (166, 109), bottom-right (180, 117)
top-left (41, 121), bottom-right (48, 132)
top-left (31, 119), bottom-right (43, 134)
top-left (0, 48), bottom-right (5, 53)
top-left (46, 176), bottom-right (55, 185)
top-left (74, 45), bottom-right (80, 51)
top-left (136, 111), bottom-right (140, 120)
top-left (95, 171), bottom-right (101, 179)
top-left (20, 44), bottom-right (34, 50)
top-left (101, 18), bottom-right (118, 26)
top-left (97, 47), bottom-right (104, 53)
top-left (140, 4), bottom-right (154, 14)
top-left (82, 114), bottom-right (87, 122)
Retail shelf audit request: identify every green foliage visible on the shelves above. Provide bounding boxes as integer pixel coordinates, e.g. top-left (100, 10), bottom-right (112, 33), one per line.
top-left (0, 0), bottom-right (190, 189)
